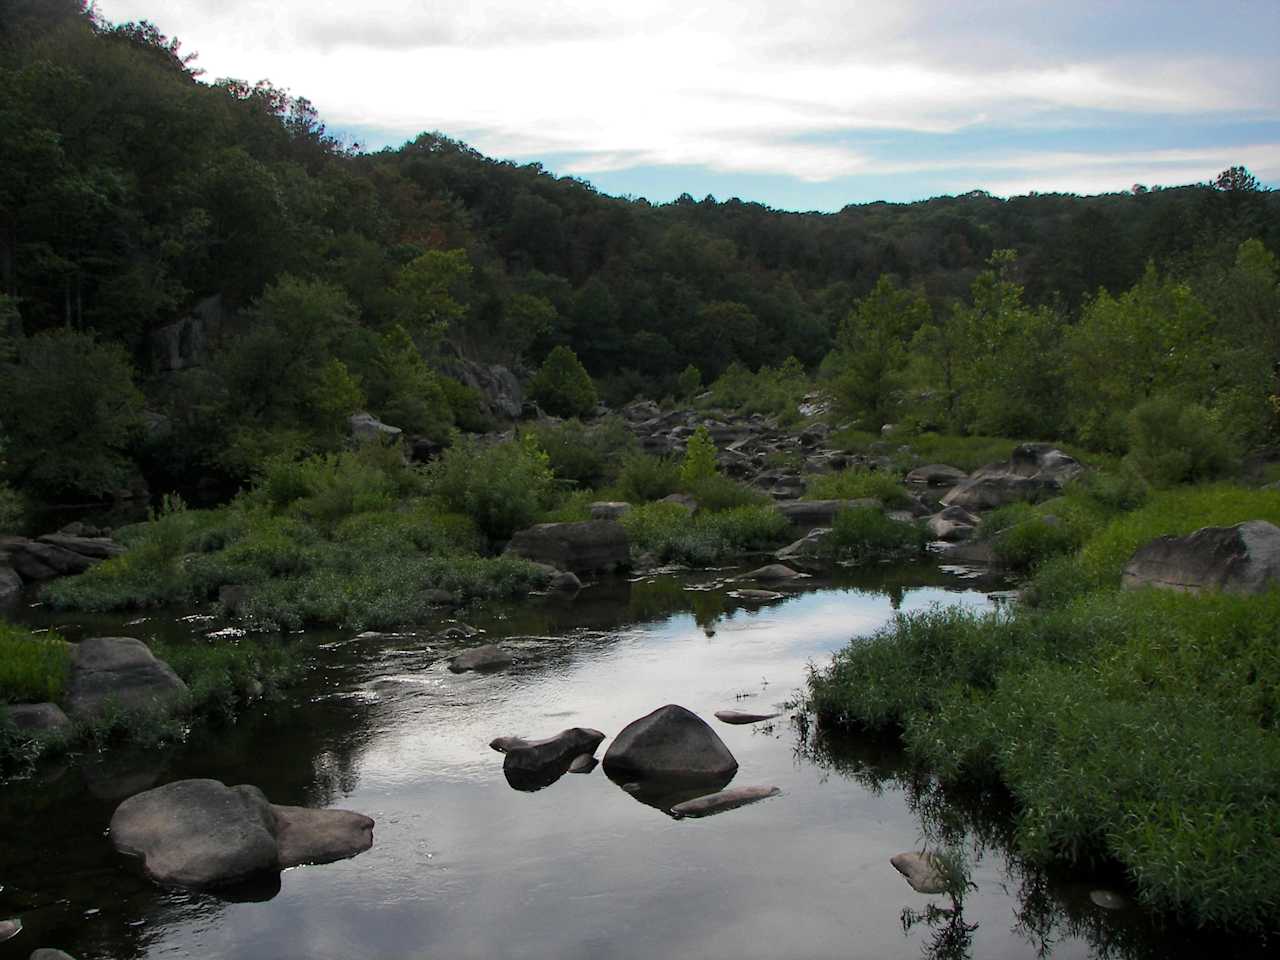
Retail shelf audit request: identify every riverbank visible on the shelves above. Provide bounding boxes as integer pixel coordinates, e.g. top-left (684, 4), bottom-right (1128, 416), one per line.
top-left (808, 483), bottom-right (1280, 933)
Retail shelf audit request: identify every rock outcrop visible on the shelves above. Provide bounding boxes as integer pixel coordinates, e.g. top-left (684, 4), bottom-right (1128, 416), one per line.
top-left (603, 704), bottom-right (738, 782)
top-left (942, 444), bottom-right (1084, 511)
top-left (1122, 521), bottom-right (1280, 595)
top-left (110, 779), bottom-right (373, 890)
top-left (506, 520), bottom-right (630, 573)
top-left (65, 637), bottom-right (189, 721)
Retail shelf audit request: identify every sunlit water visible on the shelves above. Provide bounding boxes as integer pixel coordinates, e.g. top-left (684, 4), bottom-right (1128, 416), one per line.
top-left (0, 565), bottom-right (1250, 959)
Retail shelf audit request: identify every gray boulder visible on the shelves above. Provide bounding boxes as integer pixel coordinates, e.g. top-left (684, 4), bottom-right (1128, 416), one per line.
top-left (671, 785), bottom-right (780, 819)
top-left (4, 702), bottom-right (72, 737)
top-left (65, 637), bottom-right (189, 721)
top-left (741, 563), bottom-right (801, 582)
top-left (506, 520), bottom-right (630, 573)
top-left (1, 538), bottom-right (96, 580)
top-left (926, 516), bottom-right (974, 542)
top-left (603, 704), bottom-right (738, 781)
top-left (548, 571), bottom-right (583, 593)
top-left (589, 501), bottom-right (632, 521)
top-left (891, 851), bottom-right (948, 894)
top-left (349, 412), bottom-right (402, 443)
top-left (30, 950), bottom-right (78, 960)
top-left (778, 499), bottom-right (880, 531)
top-left (1122, 521), bottom-right (1280, 595)
top-left (110, 779), bottom-right (374, 890)
top-left (775, 528), bottom-right (833, 564)
top-left (448, 644), bottom-right (513, 673)
top-left (36, 534), bottom-right (127, 561)
top-left (942, 444), bottom-right (1084, 511)
top-left (437, 357), bottom-right (523, 419)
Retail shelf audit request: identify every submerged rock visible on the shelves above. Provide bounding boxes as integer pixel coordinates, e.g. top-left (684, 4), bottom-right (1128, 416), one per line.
top-left (890, 851), bottom-right (948, 894)
top-left (603, 704), bottom-right (738, 782)
top-left (65, 637), bottom-right (189, 721)
top-left (448, 644), bottom-right (513, 673)
top-left (670, 785), bottom-right (780, 819)
top-left (1122, 520), bottom-right (1280, 595)
top-left (729, 589), bottom-right (783, 602)
top-left (714, 709), bottom-right (779, 725)
top-left (110, 779), bottom-right (373, 890)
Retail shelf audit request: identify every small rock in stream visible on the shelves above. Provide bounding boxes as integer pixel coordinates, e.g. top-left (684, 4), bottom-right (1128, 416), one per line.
top-left (890, 851), bottom-right (948, 894)
top-left (1089, 889), bottom-right (1128, 910)
top-left (728, 589), bottom-right (784, 602)
top-left (741, 564), bottom-right (803, 582)
top-left (0, 918), bottom-right (20, 944)
top-left (670, 785), bottom-right (780, 819)
top-left (714, 709), bottom-right (780, 725)
top-left (448, 644), bottom-right (512, 673)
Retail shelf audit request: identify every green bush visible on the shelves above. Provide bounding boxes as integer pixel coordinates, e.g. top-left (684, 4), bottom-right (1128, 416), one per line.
top-left (622, 502), bottom-right (788, 565)
top-left (676, 364), bottom-right (702, 399)
top-left (685, 474), bottom-right (767, 511)
top-left (706, 358), bottom-right (807, 420)
top-left (529, 345), bottom-right (597, 418)
top-left (0, 622), bottom-right (71, 703)
top-left (439, 375), bottom-right (496, 433)
top-left (1126, 396), bottom-right (1238, 487)
top-left (531, 416), bottom-right (635, 489)
top-left (425, 435), bottom-right (555, 541)
top-left (828, 507), bottom-right (926, 561)
top-left (804, 468), bottom-right (912, 508)
top-left (615, 453), bottom-right (682, 503)
top-left (679, 425), bottom-right (718, 488)
top-left (152, 635), bottom-right (298, 721)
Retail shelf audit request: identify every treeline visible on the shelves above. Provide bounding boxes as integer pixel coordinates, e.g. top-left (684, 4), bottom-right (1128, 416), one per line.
top-left (0, 0), bottom-right (1277, 508)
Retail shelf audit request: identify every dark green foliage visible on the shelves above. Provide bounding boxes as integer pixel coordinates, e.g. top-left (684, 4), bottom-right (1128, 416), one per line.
top-left (621, 502), bottom-right (789, 565)
top-left (0, 622), bottom-right (71, 704)
top-left (438, 376), bottom-right (496, 433)
top-left (803, 468), bottom-right (912, 508)
top-left (1125, 396), bottom-right (1238, 487)
top-left (425, 435), bottom-right (555, 541)
top-left (828, 507), bottom-right (926, 561)
top-left (676, 364), bottom-right (702, 399)
top-left (615, 453), bottom-right (682, 503)
top-left (684, 475), bottom-right (767, 512)
top-left (678, 425), bottom-right (718, 488)
top-left (529, 346), bottom-right (597, 418)
top-left (530, 416), bottom-right (636, 489)
top-left (0, 329), bottom-right (143, 498)
top-left (705, 358), bottom-right (807, 421)
top-left (152, 635), bottom-right (298, 722)
top-left (829, 276), bottom-right (930, 425)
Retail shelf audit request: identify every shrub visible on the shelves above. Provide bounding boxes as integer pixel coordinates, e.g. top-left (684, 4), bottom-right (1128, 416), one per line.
top-left (529, 345), bottom-right (597, 418)
top-left (152, 635), bottom-right (298, 721)
top-left (706, 358), bottom-right (808, 420)
top-left (621, 503), bottom-right (788, 565)
top-left (615, 453), bottom-right (682, 503)
top-left (804, 468), bottom-right (912, 508)
top-left (828, 507), bottom-right (926, 561)
top-left (1126, 396), bottom-right (1238, 487)
top-left (685, 474), bottom-right (767, 511)
top-left (676, 364), bottom-right (702, 399)
top-left (0, 622), bottom-right (71, 703)
top-left (531, 416), bottom-right (636, 489)
top-left (439, 375), bottom-right (495, 433)
top-left (425, 435), bottom-right (555, 541)
top-left (679, 425), bottom-right (718, 488)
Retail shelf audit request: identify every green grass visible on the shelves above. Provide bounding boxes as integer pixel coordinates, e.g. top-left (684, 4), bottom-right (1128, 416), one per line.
top-left (621, 502), bottom-right (790, 565)
top-left (828, 507), bottom-right (926, 561)
top-left (808, 490), bottom-right (1280, 932)
top-left (0, 622), bottom-right (71, 704)
top-left (803, 468), bottom-right (912, 508)
top-left (153, 634), bottom-right (300, 721)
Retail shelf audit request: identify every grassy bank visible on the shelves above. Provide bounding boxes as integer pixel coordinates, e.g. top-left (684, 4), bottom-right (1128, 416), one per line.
top-left (808, 483), bottom-right (1280, 932)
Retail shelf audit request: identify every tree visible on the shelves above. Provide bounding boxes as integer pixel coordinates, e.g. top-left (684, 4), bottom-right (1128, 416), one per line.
top-left (529, 345), bottom-right (597, 418)
top-left (1214, 165), bottom-right (1261, 193)
top-left (394, 248), bottom-right (471, 346)
top-left (679, 425), bottom-right (718, 488)
top-left (830, 276), bottom-right (930, 426)
top-left (0, 329), bottom-right (143, 497)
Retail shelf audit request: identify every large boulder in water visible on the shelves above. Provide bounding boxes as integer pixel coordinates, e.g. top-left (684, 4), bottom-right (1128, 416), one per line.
top-left (110, 779), bottom-right (374, 890)
top-left (942, 444), bottom-right (1084, 511)
top-left (506, 520), bottom-right (630, 573)
top-left (1122, 521), bottom-right (1280, 595)
top-left (497, 726), bottom-right (607, 790)
top-left (65, 637), bottom-right (189, 721)
top-left (603, 704), bottom-right (738, 781)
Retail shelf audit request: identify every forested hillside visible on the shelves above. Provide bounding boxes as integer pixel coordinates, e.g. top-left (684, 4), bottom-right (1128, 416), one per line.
top-left (1, 0), bottom-right (1277, 512)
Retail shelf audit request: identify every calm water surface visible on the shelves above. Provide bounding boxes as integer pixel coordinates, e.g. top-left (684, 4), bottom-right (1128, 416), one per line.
top-left (0, 564), bottom-right (1240, 959)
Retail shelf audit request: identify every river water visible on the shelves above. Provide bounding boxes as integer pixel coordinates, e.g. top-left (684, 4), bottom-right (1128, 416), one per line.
top-left (0, 563), bottom-right (1251, 960)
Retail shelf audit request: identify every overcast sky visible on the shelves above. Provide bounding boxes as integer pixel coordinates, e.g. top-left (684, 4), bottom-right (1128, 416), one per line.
top-left (95, 0), bottom-right (1280, 211)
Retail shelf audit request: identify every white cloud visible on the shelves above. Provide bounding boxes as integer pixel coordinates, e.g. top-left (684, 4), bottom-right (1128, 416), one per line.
top-left (94, 1), bottom-right (1280, 197)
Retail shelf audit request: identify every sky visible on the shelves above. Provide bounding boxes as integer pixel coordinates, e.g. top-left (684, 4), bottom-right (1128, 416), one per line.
top-left (95, 0), bottom-right (1280, 212)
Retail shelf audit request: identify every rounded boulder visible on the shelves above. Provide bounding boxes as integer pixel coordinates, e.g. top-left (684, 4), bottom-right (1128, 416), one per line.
top-left (603, 704), bottom-right (738, 781)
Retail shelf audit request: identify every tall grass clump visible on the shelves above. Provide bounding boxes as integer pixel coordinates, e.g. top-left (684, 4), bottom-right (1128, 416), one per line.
top-left (0, 622), bottom-right (71, 704)
top-left (804, 468), bottom-right (912, 508)
top-left (828, 507), bottom-right (925, 561)
top-left (622, 503), bottom-right (788, 565)
top-left (426, 435), bottom-right (555, 541)
top-left (614, 453), bottom-right (682, 503)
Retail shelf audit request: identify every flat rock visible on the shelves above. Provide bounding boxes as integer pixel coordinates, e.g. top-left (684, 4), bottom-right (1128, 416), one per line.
top-left (448, 644), bottom-right (513, 673)
top-left (742, 563), bottom-right (802, 582)
top-left (905, 464), bottom-right (967, 486)
top-left (671, 785), bottom-right (780, 818)
top-left (589, 501), bottom-right (632, 521)
top-left (603, 704), bottom-right (738, 782)
top-left (891, 851), bottom-right (948, 894)
top-left (506, 520), bottom-right (630, 573)
top-left (1, 538), bottom-right (95, 580)
top-left (714, 709), bottom-right (779, 725)
top-left (728, 589), bottom-right (783, 602)
top-left (1122, 521), bottom-right (1280, 595)
top-left (942, 444), bottom-right (1084, 511)
top-left (775, 528), bottom-right (832, 564)
top-left (4, 702), bottom-right (72, 736)
top-left (273, 805), bottom-right (375, 868)
top-left (111, 780), bottom-right (280, 889)
top-left (65, 637), bottom-right (189, 721)
top-left (36, 534), bottom-right (127, 560)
